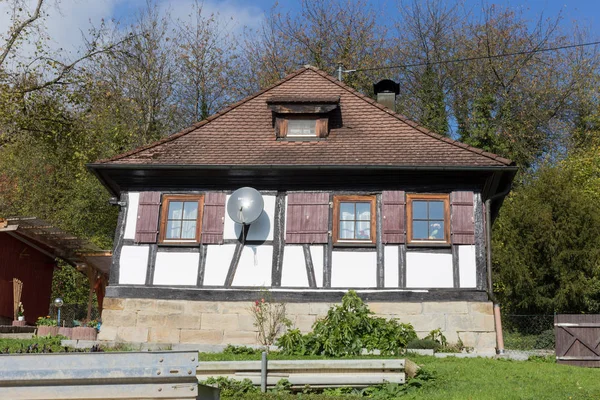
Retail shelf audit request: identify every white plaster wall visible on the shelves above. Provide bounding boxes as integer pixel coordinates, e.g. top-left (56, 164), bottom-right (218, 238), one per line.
top-left (331, 251), bottom-right (377, 288)
top-left (310, 245), bottom-right (324, 288)
top-left (204, 245), bottom-right (236, 286)
top-left (384, 246), bottom-right (399, 288)
top-left (224, 195), bottom-right (275, 241)
top-left (281, 246), bottom-right (309, 287)
top-left (232, 245), bottom-right (273, 287)
top-left (458, 245), bottom-right (477, 288)
top-left (123, 192), bottom-right (139, 240)
top-left (153, 252), bottom-right (199, 286)
top-left (119, 245), bottom-right (148, 284)
top-left (406, 251), bottom-right (453, 288)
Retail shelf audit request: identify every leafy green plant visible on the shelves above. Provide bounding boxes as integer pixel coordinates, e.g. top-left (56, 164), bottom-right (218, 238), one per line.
top-left (36, 316), bottom-right (57, 326)
top-left (425, 328), bottom-right (447, 347)
top-left (271, 378), bottom-right (293, 394)
top-left (406, 339), bottom-right (441, 350)
top-left (277, 291), bottom-right (417, 357)
top-left (534, 329), bottom-right (555, 349)
top-left (223, 344), bottom-right (260, 355)
top-left (200, 377), bottom-right (258, 396)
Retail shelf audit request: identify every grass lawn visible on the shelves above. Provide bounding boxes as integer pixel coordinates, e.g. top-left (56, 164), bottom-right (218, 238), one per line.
top-left (198, 352), bottom-right (600, 399)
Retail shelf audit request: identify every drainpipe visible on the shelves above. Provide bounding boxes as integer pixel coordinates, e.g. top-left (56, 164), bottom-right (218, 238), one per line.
top-left (485, 186), bottom-right (512, 355)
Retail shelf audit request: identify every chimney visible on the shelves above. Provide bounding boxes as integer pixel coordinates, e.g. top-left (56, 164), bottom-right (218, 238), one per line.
top-left (373, 79), bottom-right (400, 112)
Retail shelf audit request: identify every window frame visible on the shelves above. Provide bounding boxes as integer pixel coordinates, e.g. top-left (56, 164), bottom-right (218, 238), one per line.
top-left (158, 194), bottom-right (204, 244)
top-left (276, 114), bottom-right (328, 139)
top-left (406, 193), bottom-right (450, 246)
top-left (332, 195), bottom-right (376, 246)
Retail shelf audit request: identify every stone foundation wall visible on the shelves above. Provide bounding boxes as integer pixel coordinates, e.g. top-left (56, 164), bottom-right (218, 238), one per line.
top-left (99, 298), bottom-right (496, 352)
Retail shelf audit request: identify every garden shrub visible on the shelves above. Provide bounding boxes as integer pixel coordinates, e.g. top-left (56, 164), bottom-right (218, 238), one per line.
top-left (534, 329), bottom-right (555, 349)
top-left (223, 344), bottom-right (260, 355)
top-left (276, 291), bottom-right (417, 356)
top-left (406, 339), bottom-right (441, 350)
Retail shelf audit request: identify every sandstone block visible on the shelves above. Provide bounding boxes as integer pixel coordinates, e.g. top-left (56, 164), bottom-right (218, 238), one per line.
top-left (476, 332), bottom-right (497, 352)
top-left (125, 298), bottom-right (157, 312)
top-left (239, 314), bottom-right (256, 331)
top-left (201, 313), bottom-right (239, 331)
top-left (457, 331), bottom-right (477, 348)
top-left (402, 314), bottom-right (446, 332)
top-left (102, 310), bottom-right (137, 327)
top-left (117, 327), bottom-right (149, 343)
top-left (446, 314), bottom-right (495, 333)
top-left (149, 327), bottom-right (181, 343)
top-left (294, 315), bottom-right (316, 332)
top-left (218, 302), bottom-right (253, 315)
top-left (369, 302), bottom-right (422, 316)
top-left (136, 313), bottom-right (167, 328)
top-left (180, 329), bottom-right (223, 344)
top-left (224, 330), bottom-right (258, 345)
top-left (469, 302), bottom-right (493, 315)
top-left (285, 303), bottom-right (311, 315)
top-left (184, 301), bottom-right (219, 315)
top-left (103, 298), bottom-right (125, 311)
top-left (165, 314), bottom-right (201, 330)
top-left (309, 303), bottom-right (334, 316)
top-left (98, 326), bottom-right (117, 341)
top-left (155, 300), bottom-right (185, 314)
top-left (423, 301), bottom-right (468, 315)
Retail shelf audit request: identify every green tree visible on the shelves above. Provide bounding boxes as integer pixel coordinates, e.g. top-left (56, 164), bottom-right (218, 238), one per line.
top-left (493, 158), bottom-right (600, 314)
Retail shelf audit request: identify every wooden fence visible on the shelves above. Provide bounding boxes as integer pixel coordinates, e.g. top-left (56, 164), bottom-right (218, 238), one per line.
top-left (555, 314), bottom-right (600, 367)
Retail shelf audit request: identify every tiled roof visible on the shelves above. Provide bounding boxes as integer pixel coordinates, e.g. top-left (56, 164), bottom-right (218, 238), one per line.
top-left (97, 66), bottom-right (514, 167)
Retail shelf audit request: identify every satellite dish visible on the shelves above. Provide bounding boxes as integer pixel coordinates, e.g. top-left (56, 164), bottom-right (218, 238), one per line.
top-left (227, 187), bottom-right (264, 225)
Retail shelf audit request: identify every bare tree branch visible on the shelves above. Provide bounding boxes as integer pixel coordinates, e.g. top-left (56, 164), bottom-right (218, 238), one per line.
top-left (0, 0), bottom-right (45, 68)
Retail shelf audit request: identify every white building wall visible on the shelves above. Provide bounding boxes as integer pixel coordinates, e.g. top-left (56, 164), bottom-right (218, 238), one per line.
top-left (458, 245), bottom-right (477, 288)
top-left (119, 245), bottom-right (148, 284)
top-left (123, 192), bottom-right (139, 240)
top-left (203, 245), bottom-right (236, 286)
top-left (406, 251), bottom-right (453, 288)
top-left (224, 195), bottom-right (275, 241)
top-left (310, 245), bottom-right (324, 288)
top-left (384, 246), bottom-right (399, 288)
top-left (232, 245), bottom-right (273, 287)
top-left (281, 246), bottom-right (309, 287)
top-left (331, 251), bottom-right (377, 288)
top-left (153, 252), bottom-right (199, 286)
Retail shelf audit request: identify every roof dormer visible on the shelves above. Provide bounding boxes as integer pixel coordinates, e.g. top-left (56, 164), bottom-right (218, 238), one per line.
top-left (266, 96), bottom-right (340, 139)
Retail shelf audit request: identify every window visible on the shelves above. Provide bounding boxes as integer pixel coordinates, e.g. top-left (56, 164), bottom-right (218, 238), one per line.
top-left (406, 194), bottom-right (450, 245)
top-left (275, 116), bottom-right (328, 138)
top-left (333, 195), bottom-right (376, 244)
top-left (287, 119), bottom-right (317, 137)
top-left (159, 195), bottom-right (204, 243)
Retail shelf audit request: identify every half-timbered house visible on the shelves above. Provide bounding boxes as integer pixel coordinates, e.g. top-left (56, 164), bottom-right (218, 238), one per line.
top-left (89, 66), bottom-right (516, 352)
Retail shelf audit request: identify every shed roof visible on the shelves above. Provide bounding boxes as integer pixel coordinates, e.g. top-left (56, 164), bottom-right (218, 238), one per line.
top-left (95, 66), bottom-right (513, 168)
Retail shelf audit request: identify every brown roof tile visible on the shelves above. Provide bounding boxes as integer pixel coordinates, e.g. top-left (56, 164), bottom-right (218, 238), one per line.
top-left (97, 66), bottom-right (514, 168)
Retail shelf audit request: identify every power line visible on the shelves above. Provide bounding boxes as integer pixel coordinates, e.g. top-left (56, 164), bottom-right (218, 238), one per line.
top-left (351, 40), bottom-right (600, 73)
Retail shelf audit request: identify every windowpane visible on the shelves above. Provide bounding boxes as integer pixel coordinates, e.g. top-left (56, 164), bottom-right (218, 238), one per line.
top-left (183, 201), bottom-right (198, 220)
top-left (429, 201), bottom-right (444, 220)
top-left (340, 203), bottom-right (355, 220)
top-left (413, 221), bottom-right (428, 239)
top-left (288, 119), bottom-right (316, 136)
top-left (356, 221), bottom-right (371, 240)
top-left (428, 221), bottom-right (444, 239)
top-left (166, 220), bottom-right (182, 239)
top-left (168, 202), bottom-right (183, 220)
top-left (340, 221), bottom-right (355, 239)
top-left (356, 203), bottom-right (371, 220)
top-left (181, 220), bottom-right (197, 239)
top-left (413, 201), bottom-right (427, 219)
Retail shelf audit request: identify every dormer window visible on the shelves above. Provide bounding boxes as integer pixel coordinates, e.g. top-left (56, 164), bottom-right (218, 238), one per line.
top-left (288, 118), bottom-right (317, 137)
top-left (267, 95), bottom-right (339, 140)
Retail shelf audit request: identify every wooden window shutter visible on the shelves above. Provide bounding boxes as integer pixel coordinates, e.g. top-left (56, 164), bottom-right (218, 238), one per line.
top-left (286, 193), bottom-right (330, 243)
top-left (135, 192), bottom-right (161, 243)
top-left (202, 192), bottom-right (226, 244)
top-left (316, 117), bottom-right (328, 138)
top-left (451, 191), bottom-right (475, 244)
top-left (382, 191), bottom-right (406, 243)
top-left (275, 117), bottom-right (288, 138)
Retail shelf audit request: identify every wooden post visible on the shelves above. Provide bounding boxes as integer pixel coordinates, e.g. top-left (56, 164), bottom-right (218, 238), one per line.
top-left (86, 266), bottom-right (97, 322)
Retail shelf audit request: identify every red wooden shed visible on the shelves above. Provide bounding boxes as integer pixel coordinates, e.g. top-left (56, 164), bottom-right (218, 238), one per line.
top-left (0, 217), bottom-right (111, 326)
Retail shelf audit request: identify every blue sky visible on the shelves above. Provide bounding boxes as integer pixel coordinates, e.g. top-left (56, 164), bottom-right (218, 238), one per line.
top-left (1, 0), bottom-right (598, 64)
